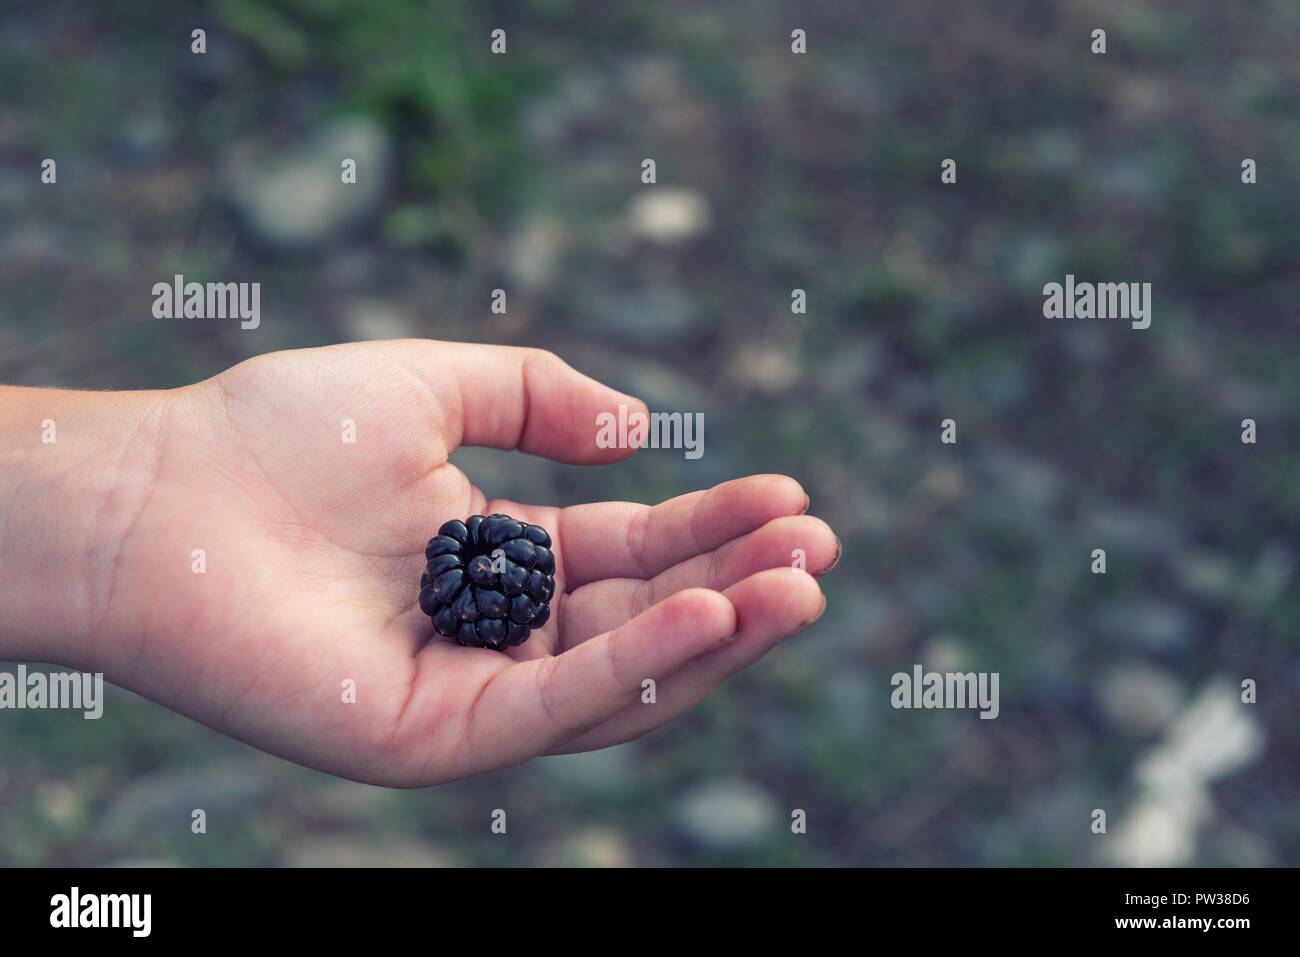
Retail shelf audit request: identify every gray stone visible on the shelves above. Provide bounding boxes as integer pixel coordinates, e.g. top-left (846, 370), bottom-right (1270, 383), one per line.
top-left (724, 343), bottom-right (800, 392)
top-left (626, 188), bottom-right (710, 244)
top-left (224, 116), bottom-right (393, 249)
top-left (1097, 662), bottom-right (1182, 735)
top-left (340, 300), bottom-right (419, 342)
top-left (673, 778), bottom-right (779, 852)
top-left (508, 215), bottom-right (568, 291)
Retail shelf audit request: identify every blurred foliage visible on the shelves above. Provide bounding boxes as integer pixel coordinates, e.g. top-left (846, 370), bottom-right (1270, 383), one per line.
top-left (210, 0), bottom-right (551, 223)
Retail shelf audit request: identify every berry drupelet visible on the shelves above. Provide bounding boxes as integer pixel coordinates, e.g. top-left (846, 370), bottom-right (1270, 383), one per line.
top-left (418, 514), bottom-right (556, 651)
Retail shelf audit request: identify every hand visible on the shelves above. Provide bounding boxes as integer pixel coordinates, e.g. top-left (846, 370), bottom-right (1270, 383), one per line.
top-left (6, 341), bottom-right (838, 786)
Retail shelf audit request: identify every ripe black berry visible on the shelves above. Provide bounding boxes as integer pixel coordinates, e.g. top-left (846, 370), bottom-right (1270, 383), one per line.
top-left (419, 514), bottom-right (556, 651)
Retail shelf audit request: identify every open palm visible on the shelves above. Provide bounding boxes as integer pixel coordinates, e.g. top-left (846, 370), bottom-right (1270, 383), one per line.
top-left (97, 341), bottom-right (836, 786)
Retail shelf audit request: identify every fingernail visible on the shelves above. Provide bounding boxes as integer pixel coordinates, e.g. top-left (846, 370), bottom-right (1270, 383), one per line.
top-left (826, 536), bottom-right (842, 573)
top-left (801, 492), bottom-right (811, 514)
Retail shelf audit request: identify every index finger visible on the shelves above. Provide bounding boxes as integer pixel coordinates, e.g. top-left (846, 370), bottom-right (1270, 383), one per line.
top-left (557, 474), bottom-right (810, 588)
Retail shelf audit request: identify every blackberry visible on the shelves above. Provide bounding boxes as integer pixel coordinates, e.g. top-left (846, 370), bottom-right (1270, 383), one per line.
top-left (418, 514), bottom-right (556, 651)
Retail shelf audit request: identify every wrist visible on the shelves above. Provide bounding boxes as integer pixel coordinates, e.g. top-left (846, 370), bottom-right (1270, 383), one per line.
top-left (0, 385), bottom-right (174, 669)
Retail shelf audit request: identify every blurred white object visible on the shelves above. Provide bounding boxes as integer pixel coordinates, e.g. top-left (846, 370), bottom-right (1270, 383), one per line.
top-left (627, 187), bottom-right (710, 243)
top-left (224, 116), bottom-right (393, 249)
top-left (674, 778), bottom-right (778, 852)
top-left (1107, 678), bottom-right (1264, 867)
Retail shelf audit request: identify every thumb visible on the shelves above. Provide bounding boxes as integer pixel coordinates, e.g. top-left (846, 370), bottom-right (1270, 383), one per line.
top-left (402, 341), bottom-right (647, 464)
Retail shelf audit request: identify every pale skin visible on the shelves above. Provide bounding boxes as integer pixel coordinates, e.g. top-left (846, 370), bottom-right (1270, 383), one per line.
top-left (0, 340), bottom-right (838, 787)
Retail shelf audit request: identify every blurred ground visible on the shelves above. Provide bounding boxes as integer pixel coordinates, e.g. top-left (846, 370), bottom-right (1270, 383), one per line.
top-left (0, 0), bottom-right (1296, 866)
